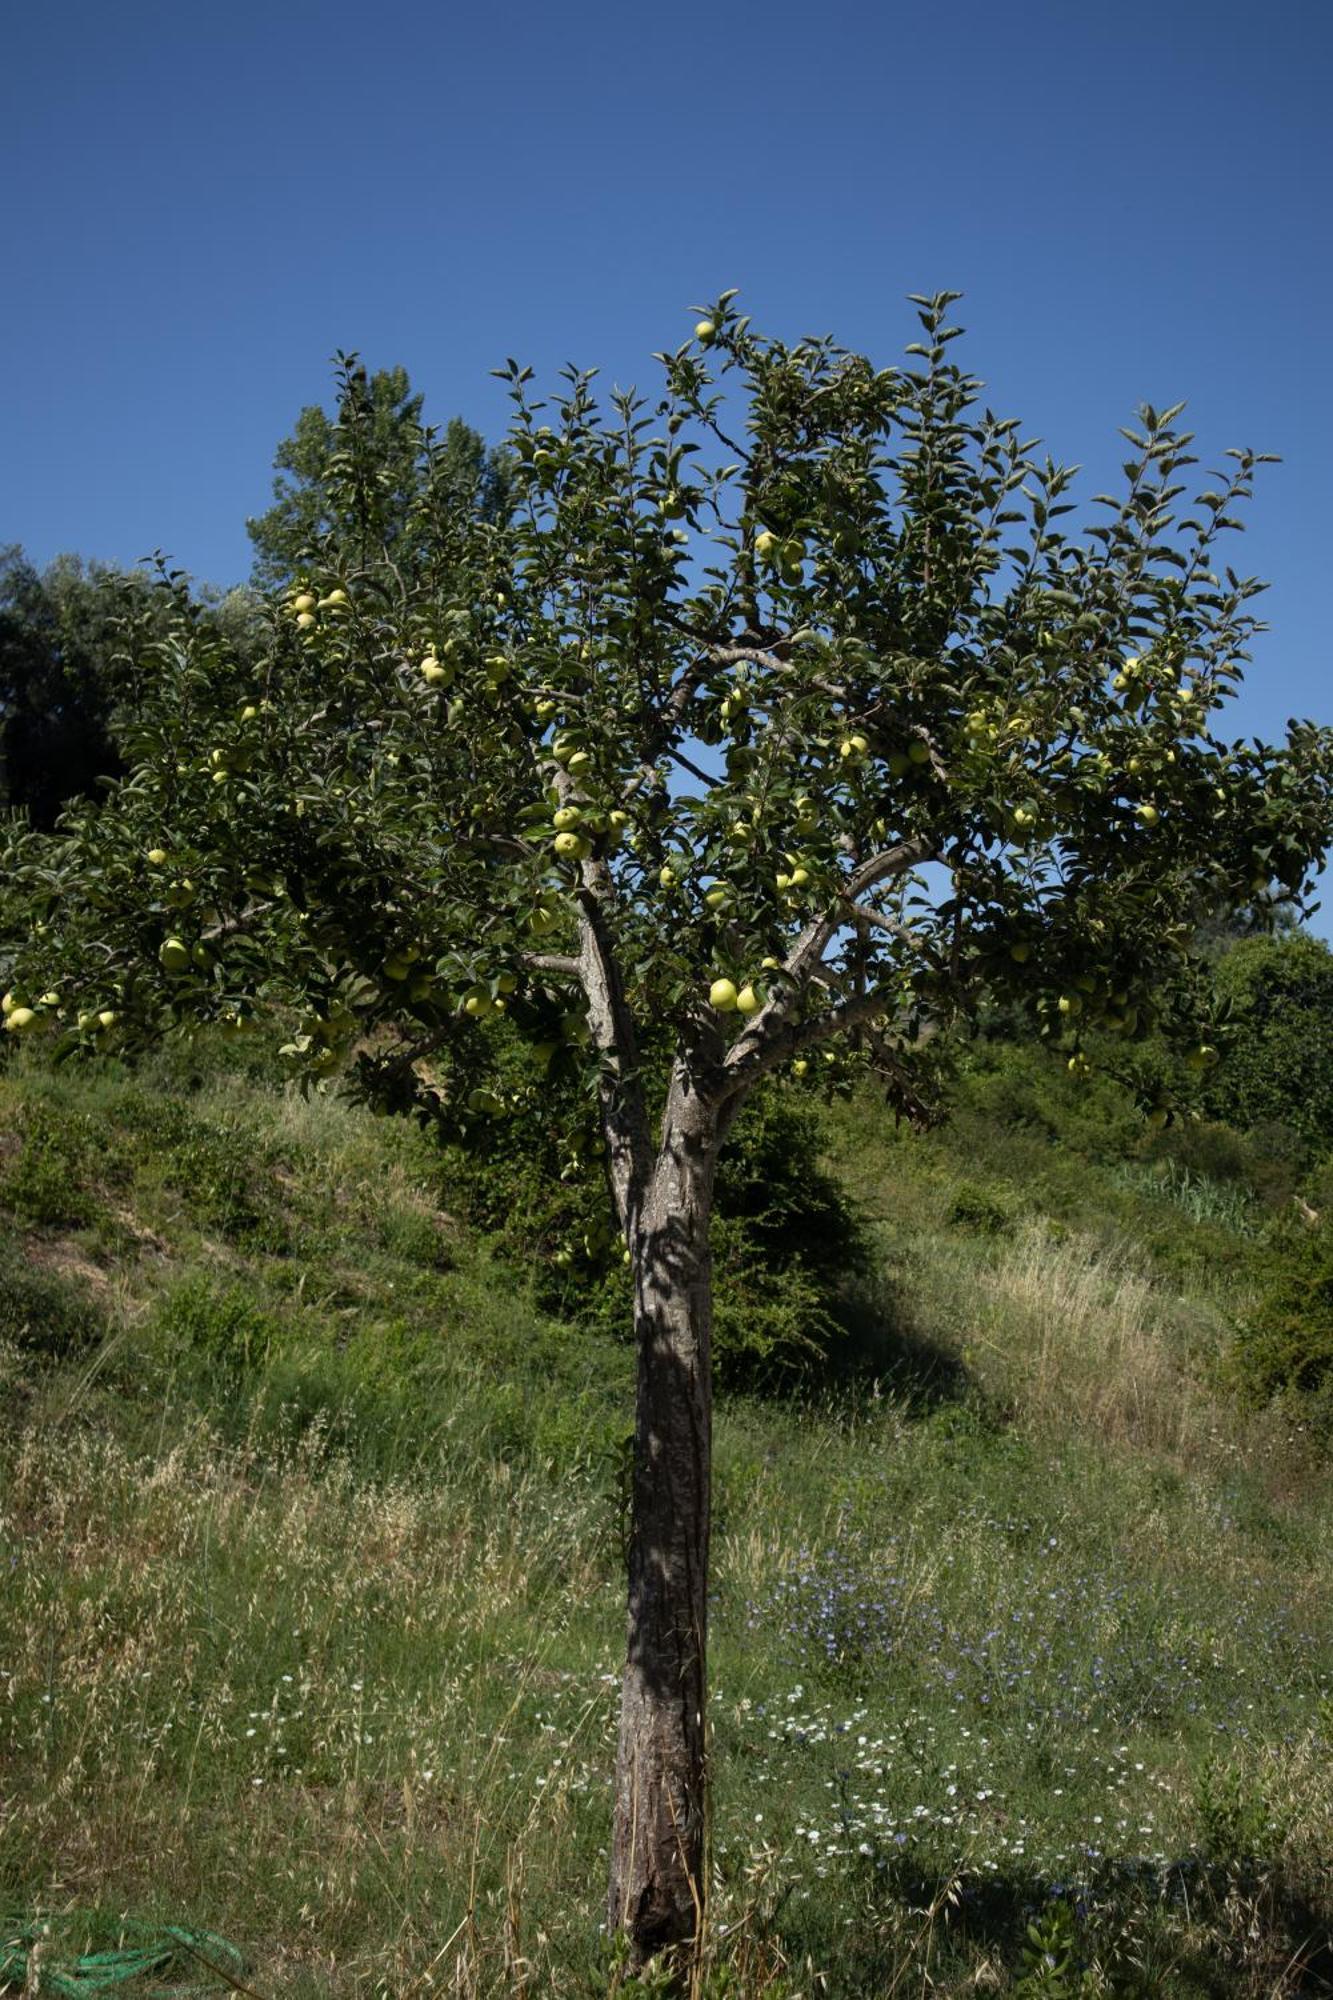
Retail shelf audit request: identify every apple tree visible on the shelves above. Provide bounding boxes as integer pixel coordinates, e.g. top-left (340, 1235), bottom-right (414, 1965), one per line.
top-left (6, 296), bottom-right (1332, 1973)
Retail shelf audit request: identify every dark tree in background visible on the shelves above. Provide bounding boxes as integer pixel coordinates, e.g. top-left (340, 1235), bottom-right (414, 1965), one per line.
top-left (247, 360), bottom-right (511, 588)
top-left (0, 548), bottom-right (128, 829)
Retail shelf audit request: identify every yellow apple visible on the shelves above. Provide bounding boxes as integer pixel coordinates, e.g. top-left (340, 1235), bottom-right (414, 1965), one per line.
top-left (296, 612), bottom-right (317, 632)
top-left (4, 1007), bottom-right (39, 1034)
top-left (292, 593), bottom-right (317, 614)
top-left (755, 529), bottom-right (780, 564)
top-left (710, 978), bottom-right (739, 1013)
top-left (735, 984), bottom-right (760, 1015)
top-left (659, 865), bottom-right (677, 889)
top-left (97, 1009), bottom-right (118, 1030)
top-left (792, 1058), bottom-right (809, 1078)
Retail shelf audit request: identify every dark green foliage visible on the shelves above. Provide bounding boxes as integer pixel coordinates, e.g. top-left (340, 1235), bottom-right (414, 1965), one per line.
top-left (0, 547), bottom-right (127, 828)
top-left (1230, 1225), bottom-right (1333, 1435)
top-left (0, 1097), bottom-right (106, 1228)
top-left (0, 1238), bottom-right (105, 1354)
top-left (246, 361), bottom-right (509, 588)
top-left (946, 1180), bottom-right (1016, 1235)
top-left (448, 1075), bottom-right (870, 1387)
top-left (154, 1273), bottom-right (280, 1376)
top-left (160, 1117), bottom-right (291, 1250)
top-left (0, 546), bottom-right (266, 832)
top-left (1202, 932), bottom-right (1333, 1146)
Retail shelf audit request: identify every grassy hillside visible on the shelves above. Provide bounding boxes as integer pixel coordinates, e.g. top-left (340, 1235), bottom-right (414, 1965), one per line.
top-left (0, 1040), bottom-right (1330, 1997)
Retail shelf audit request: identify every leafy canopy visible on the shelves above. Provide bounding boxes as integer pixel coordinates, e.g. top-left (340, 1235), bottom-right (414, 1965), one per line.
top-left (6, 294), bottom-right (1331, 1142)
top-left (246, 359), bottom-right (510, 590)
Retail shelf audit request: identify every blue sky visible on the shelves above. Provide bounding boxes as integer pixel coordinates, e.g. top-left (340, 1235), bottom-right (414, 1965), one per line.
top-left (3, 2), bottom-right (1328, 796)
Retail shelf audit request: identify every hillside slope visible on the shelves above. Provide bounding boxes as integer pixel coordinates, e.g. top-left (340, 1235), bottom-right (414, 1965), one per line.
top-left (0, 1041), bottom-right (1329, 1997)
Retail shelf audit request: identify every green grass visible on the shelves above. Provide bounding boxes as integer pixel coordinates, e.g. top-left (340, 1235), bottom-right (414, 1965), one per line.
top-left (0, 1039), bottom-right (1330, 1996)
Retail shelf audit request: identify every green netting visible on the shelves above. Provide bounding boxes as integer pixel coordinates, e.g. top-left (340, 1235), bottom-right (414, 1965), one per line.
top-left (0, 1920), bottom-right (248, 1996)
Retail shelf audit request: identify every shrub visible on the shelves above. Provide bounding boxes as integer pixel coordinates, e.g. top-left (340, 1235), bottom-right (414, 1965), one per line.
top-left (1204, 932), bottom-right (1333, 1146)
top-left (0, 1239), bottom-right (105, 1355)
top-left (1229, 1226), bottom-right (1333, 1437)
top-left (0, 1099), bottom-right (105, 1228)
top-left (445, 1073), bottom-right (870, 1388)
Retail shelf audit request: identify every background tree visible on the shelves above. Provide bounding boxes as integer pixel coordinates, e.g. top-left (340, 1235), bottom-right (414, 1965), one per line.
top-left (0, 547), bottom-right (129, 829)
top-left (0, 548), bottom-right (266, 836)
top-left (7, 293), bottom-right (1332, 1974)
top-left (1200, 929), bottom-right (1333, 1145)
top-left (247, 360), bottom-right (511, 589)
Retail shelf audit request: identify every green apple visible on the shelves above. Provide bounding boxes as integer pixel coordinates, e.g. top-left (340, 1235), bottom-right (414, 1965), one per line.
top-left (703, 885), bottom-right (731, 910)
top-left (754, 529), bottom-right (780, 564)
top-left (735, 984), bottom-right (760, 1015)
top-left (146, 847), bottom-right (169, 866)
top-left (1136, 804), bottom-right (1161, 827)
top-left (296, 612), bottom-right (317, 632)
top-left (907, 740), bottom-right (930, 765)
top-left (840, 733), bottom-right (870, 764)
top-left (535, 698), bottom-right (558, 723)
top-left (566, 750), bottom-right (593, 777)
top-left (659, 865), bottom-right (677, 889)
top-left (292, 593), bottom-right (317, 614)
top-left (553, 830), bottom-right (588, 860)
top-left (709, 978), bottom-right (739, 1013)
top-left (326, 588), bottom-right (348, 607)
top-left (695, 319), bottom-right (716, 344)
top-left (495, 971), bottom-right (519, 995)
top-left (792, 1058), bottom-right (809, 1078)
top-left (4, 1007), bottom-right (39, 1034)
top-left (1057, 994), bottom-right (1081, 1017)
top-left (383, 953), bottom-right (413, 981)
top-left (159, 937), bottom-right (190, 973)
top-left (462, 986), bottom-right (494, 1018)
top-left (97, 1009), bottom-right (118, 1030)
top-left (552, 806), bottom-right (582, 831)
top-left (420, 656), bottom-right (452, 687)
top-left (1009, 942), bottom-right (1031, 964)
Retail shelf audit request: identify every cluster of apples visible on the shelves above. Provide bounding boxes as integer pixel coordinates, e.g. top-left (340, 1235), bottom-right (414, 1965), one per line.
top-left (4, 987), bottom-right (119, 1038)
top-left (753, 528), bottom-right (806, 584)
top-left (285, 584), bottom-right (350, 635)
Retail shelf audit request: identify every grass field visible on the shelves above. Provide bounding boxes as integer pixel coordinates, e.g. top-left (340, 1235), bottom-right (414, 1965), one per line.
top-left (0, 1041), bottom-right (1329, 1996)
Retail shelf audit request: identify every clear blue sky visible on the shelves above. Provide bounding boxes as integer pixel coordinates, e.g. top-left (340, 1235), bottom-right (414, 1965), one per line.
top-left (3, 2), bottom-right (1329, 786)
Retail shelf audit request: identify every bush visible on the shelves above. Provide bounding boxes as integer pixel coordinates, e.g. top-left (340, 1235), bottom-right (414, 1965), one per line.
top-left (0, 1099), bottom-right (106, 1228)
top-left (1204, 932), bottom-right (1333, 1146)
top-left (1229, 1226), bottom-right (1333, 1437)
top-left (445, 1071), bottom-right (870, 1389)
top-left (0, 1240), bottom-right (105, 1355)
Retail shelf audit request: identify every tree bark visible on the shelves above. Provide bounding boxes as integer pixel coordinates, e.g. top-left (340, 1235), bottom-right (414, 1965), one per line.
top-left (608, 1070), bottom-right (719, 1971)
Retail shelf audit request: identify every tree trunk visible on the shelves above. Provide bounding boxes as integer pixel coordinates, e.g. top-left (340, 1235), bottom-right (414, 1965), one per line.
top-left (608, 1079), bottom-right (718, 1971)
